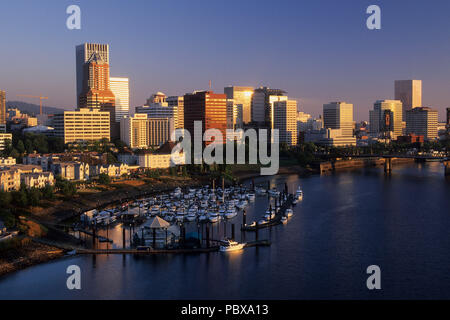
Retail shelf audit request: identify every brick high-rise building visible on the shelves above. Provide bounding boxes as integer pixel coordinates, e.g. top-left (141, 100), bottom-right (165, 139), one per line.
top-left (78, 52), bottom-right (117, 139)
top-left (184, 91), bottom-right (227, 144)
top-left (76, 43), bottom-right (110, 105)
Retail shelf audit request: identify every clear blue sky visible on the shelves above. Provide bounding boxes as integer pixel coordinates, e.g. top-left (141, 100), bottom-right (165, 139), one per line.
top-left (1, 0), bottom-right (450, 121)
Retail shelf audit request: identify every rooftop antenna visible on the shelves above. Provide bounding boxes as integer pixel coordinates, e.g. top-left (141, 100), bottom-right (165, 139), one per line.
top-left (209, 80), bottom-right (212, 90)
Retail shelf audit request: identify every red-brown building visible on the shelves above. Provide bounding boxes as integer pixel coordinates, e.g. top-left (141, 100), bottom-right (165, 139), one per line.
top-left (397, 134), bottom-right (424, 144)
top-left (78, 52), bottom-right (116, 117)
top-left (184, 91), bottom-right (227, 144)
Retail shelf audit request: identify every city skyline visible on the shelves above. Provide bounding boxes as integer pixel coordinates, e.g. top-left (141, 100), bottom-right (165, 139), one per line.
top-left (2, 1), bottom-right (450, 121)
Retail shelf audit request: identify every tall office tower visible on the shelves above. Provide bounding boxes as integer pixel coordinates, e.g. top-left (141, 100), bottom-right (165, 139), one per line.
top-left (0, 90), bottom-right (6, 127)
top-left (406, 107), bottom-right (438, 140)
top-left (269, 95), bottom-right (288, 129)
top-left (52, 108), bottom-right (111, 144)
top-left (76, 43), bottom-right (110, 105)
top-left (226, 99), bottom-right (243, 130)
top-left (120, 114), bottom-right (171, 148)
top-left (110, 77), bottom-right (129, 122)
top-left (395, 80), bottom-right (422, 118)
top-left (323, 102), bottom-right (354, 137)
top-left (251, 87), bottom-right (287, 125)
top-left (273, 100), bottom-right (298, 146)
top-left (224, 86), bottom-right (254, 124)
top-left (78, 52), bottom-right (117, 138)
top-left (184, 91), bottom-right (227, 144)
top-left (167, 96), bottom-right (184, 129)
top-left (369, 100), bottom-right (403, 140)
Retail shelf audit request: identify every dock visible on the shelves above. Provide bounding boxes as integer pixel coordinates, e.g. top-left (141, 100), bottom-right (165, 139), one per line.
top-left (75, 240), bottom-right (271, 255)
top-left (241, 194), bottom-right (294, 232)
top-left (73, 227), bottom-right (113, 243)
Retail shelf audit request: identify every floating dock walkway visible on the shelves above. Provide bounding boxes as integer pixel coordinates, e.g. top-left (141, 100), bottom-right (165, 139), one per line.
top-left (75, 240), bottom-right (270, 255)
top-left (241, 194), bottom-right (294, 232)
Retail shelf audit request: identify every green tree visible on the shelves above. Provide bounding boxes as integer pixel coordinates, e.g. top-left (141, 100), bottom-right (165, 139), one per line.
top-left (27, 188), bottom-right (42, 207)
top-left (42, 185), bottom-right (55, 200)
top-left (0, 191), bottom-right (12, 207)
top-left (16, 140), bottom-right (25, 154)
top-left (98, 173), bottom-right (111, 185)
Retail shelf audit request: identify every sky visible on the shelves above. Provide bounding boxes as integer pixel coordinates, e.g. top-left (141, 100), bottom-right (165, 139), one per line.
top-left (1, 0), bottom-right (450, 121)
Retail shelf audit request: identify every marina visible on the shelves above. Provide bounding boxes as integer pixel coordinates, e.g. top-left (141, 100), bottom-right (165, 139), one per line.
top-left (70, 179), bottom-right (299, 253)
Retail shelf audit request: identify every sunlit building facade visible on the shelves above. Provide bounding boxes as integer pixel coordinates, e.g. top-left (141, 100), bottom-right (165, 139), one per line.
top-left (406, 107), bottom-right (438, 141)
top-left (184, 91), bottom-right (227, 144)
top-left (273, 100), bottom-right (298, 146)
top-left (110, 77), bottom-right (130, 122)
top-left (224, 86), bottom-right (254, 124)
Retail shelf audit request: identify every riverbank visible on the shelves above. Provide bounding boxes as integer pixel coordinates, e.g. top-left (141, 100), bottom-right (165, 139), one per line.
top-left (0, 239), bottom-right (64, 277)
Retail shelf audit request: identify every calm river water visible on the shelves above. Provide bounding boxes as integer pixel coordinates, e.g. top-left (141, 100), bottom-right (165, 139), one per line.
top-left (1, 162), bottom-right (449, 299)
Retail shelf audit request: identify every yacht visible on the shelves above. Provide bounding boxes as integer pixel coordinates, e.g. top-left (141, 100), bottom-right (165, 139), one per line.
top-left (281, 216), bottom-right (288, 224)
top-left (186, 212), bottom-right (196, 222)
top-left (247, 194), bottom-right (256, 202)
top-left (296, 187), bottom-right (303, 201)
top-left (225, 209), bottom-right (237, 219)
top-left (285, 209), bottom-right (293, 218)
top-left (208, 212), bottom-right (219, 223)
top-left (219, 239), bottom-right (245, 252)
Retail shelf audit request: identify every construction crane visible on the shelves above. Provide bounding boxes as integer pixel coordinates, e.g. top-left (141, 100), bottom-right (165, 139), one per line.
top-left (16, 94), bottom-right (48, 116)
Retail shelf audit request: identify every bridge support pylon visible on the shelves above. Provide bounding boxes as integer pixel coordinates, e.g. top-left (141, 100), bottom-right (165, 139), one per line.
top-left (384, 158), bottom-right (392, 174)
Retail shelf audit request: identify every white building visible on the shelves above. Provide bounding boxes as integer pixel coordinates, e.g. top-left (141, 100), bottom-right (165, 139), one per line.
top-left (0, 133), bottom-right (12, 151)
top-left (120, 114), bottom-right (172, 149)
top-left (138, 142), bottom-right (185, 169)
top-left (273, 100), bottom-right (298, 146)
top-left (395, 80), bottom-right (422, 117)
top-left (110, 77), bottom-right (130, 122)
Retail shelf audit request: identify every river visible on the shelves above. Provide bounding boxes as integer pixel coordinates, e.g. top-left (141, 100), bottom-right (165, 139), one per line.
top-left (0, 162), bottom-right (449, 299)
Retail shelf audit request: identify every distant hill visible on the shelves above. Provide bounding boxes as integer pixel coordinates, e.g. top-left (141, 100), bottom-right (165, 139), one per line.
top-left (6, 101), bottom-right (67, 116)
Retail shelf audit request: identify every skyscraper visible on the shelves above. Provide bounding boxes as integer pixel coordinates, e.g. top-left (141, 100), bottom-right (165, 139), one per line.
top-left (251, 87), bottom-right (286, 125)
top-left (369, 100), bottom-right (403, 140)
top-left (76, 43), bottom-right (110, 104)
top-left (323, 102), bottom-right (354, 137)
top-left (406, 107), bottom-right (438, 140)
top-left (167, 96), bottom-right (184, 129)
top-left (224, 86), bottom-right (254, 124)
top-left (0, 90), bottom-right (6, 127)
top-left (184, 91), bottom-right (227, 144)
top-left (78, 51), bottom-right (117, 139)
top-left (395, 80), bottom-right (422, 117)
top-left (273, 100), bottom-right (298, 146)
top-left (110, 77), bottom-right (130, 122)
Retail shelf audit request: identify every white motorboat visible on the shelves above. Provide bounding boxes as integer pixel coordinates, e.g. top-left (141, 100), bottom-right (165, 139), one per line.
top-left (296, 187), bottom-right (303, 201)
top-left (225, 209), bottom-right (237, 219)
top-left (285, 209), bottom-right (293, 218)
top-left (186, 213), bottom-right (196, 222)
top-left (281, 216), bottom-right (288, 224)
top-left (258, 219), bottom-right (268, 225)
top-left (219, 239), bottom-right (245, 252)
